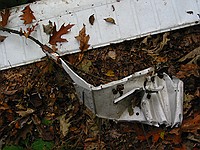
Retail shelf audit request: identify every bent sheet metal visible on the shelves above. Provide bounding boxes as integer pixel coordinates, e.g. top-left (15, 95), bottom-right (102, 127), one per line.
top-left (60, 58), bottom-right (183, 127)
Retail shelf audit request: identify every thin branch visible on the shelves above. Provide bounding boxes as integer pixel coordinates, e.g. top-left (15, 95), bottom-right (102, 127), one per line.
top-left (0, 26), bottom-right (54, 54)
top-left (0, 26), bottom-right (41, 46)
top-left (0, 26), bottom-right (112, 83)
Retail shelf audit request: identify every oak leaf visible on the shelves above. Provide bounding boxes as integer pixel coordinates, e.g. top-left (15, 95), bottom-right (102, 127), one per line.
top-left (75, 24), bottom-right (90, 51)
top-left (59, 114), bottom-right (71, 137)
top-left (0, 9), bottom-right (10, 27)
top-left (23, 23), bottom-right (38, 38)
top-left (49, 23), bottom-right (74, 45)
top-left (20, 5), bottom-right (36, 25)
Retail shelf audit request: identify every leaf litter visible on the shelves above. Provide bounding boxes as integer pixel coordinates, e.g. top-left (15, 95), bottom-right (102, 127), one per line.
top-left (0, 24), bottom-right (200, 150)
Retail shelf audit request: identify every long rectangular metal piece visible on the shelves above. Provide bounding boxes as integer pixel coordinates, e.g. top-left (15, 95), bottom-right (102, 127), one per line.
top-left (0, 0), bottom-right (200, 70)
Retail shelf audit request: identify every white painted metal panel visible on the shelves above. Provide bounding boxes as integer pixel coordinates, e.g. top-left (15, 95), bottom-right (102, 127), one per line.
top-left (0, 0), bottom-right (200, 70)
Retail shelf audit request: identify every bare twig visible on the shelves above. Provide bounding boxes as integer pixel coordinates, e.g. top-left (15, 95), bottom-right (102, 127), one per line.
top-left (0, 26), bottom-right (54, 54)
top-left (0, 26), bottom-right (112, 83)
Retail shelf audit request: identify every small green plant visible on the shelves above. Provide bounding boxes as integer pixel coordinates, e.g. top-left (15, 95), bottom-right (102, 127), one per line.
top-left (31, 139), bottom-right (54, 150)
top-left (3, 145), bottom-right (24, 150)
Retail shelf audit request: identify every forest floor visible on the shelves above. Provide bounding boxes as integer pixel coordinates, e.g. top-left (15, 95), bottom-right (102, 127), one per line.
top-left (0, 25), bottom-right (200, 150)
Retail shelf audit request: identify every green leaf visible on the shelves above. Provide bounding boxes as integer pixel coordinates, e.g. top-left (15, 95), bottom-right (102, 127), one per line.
top-left (3, 145), bottom-right (24, 150)
top-left (31, 139), bottom-right (54, 150)
top-left (42, 118), bottom-right (52, 126)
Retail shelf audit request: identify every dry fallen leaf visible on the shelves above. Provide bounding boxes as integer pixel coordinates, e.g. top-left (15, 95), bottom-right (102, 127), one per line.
top-left (84, 141), bottom-right (105, 150)
top-left (109, 130), bottom-right (122, 139)
top-left (49, 23), bottom-right (74, 45)
top-left (195, 87), bottom-right (200, 97)
top-left (3, 89), bottom-right (18, 95)
top-left (89, 14), bottom-right (95, 25)
top-left (0, 102), bottom-right (10, 110)
top-left (155, 56), bottom-right (168, 63)
top-left (179, 46), bottom-right (200, 64)
top-left (181, 112), bottom-right (200, 134)
top-left (149, 32), bottom-right (170, 53)
top-left (14, 124), bottom-right (33, 144)
top-left (79, 59), bottom-right (92, 73)
top-left (23, 23), bottom-right (38, 38)
top-left (75, 24), bottom-right (90, 51)
top-left (0, 35), bottom-right (7, 42)
top-left (16, 108), bottom-right (35, 117)
top-left (176, 64), bottom-right (199, 78)
top-left (108, 50), bottom-right (117, 59)
top-left (104, 17), bottom-right (116, 24)
top-left (105, 70), bottom-right (115, 77)
top-left (164, 134), bottom-right (182, 145)
top-left (43, 21), bottom-right (54, 35)
top-left (0, 9), bottom-right (10, 27)
top-left (20, 5), bottom-right (36, 25)
top-left (137, 128), bottom-right (164, 144)
top-left (59, 114), bottom-right (71, 137)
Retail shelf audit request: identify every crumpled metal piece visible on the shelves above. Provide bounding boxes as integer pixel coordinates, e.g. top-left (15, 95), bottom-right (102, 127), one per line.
top-left (60, 59), bottom-right (183, 127)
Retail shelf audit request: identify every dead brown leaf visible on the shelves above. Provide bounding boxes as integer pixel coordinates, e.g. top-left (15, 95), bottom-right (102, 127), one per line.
top-left (14, 124), bottom-right (33, 144)
top-left (104, 17), bottom-right (116, 24)
top-left (0, 102), bottom-right (10, 110)
top-left (179, 46), bottom-right (200, 62)
top-left (181, 112), bottom-right (200, 134)
top-left (149, 32), bottom-right (170, 53)
top-left (109, 130), bottom-right (122, 139)
top-left (75, 24), bottom-right (90, 51)
top-left (3, 89), bottom-right (18, 96)
top-left (23, 23), bottom-right (38, 38)
top-left (0, 9), bottom-right (10, 27)
top-left (137, 128), bottom-right (164, 144)
top-left (20, 5), bottom-right (36, 25)
top-left (108, 50), bottom-right (117, 59)
top-left (84, 141), bottom-right (105, 150)
top-left (155, 56), bottom-right (168, 63)
top-left (89, 14), bottom-right (95, 25)
top-left (49, 23), bottom-right (74, 45)
top-left (176, 64), bottom-right (199, 78)
top-left (0, 35), bottom-right (7, 42)
top-left (16, 108), bottom-right (35, 117)
top-left (164, 134), bottom-right (182, 145)
top-left (59, 114), bottom-right (71, 137)
top-left (195, 87), bottom-right (200, 97)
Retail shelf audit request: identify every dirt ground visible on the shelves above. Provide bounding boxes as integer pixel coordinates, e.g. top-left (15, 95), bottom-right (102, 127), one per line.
top-left (0, 25), bottom-right (200, 150)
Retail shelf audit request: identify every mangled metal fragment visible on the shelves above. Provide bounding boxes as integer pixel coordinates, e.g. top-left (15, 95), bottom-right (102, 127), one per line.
top-left (60, 59), bottom-right (183, 127)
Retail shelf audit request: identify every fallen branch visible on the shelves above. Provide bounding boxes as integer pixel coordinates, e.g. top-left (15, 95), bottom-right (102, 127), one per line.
top-left (0, 26), bottom-right (111, 83)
